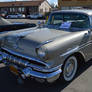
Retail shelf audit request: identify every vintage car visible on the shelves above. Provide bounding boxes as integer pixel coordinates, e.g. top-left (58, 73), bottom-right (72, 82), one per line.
top-left (0, 9), bottom-right (92, 84)
top-left (6, 13), bottom-right (25, 19)
top-left (0, 16), bottom-right (36, 32)
top-left (27, 13), bottom-right (43, 19)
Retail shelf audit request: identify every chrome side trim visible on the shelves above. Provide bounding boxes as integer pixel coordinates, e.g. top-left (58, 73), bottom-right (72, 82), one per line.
top-left (60, 46), bottom-right (79, 57)
top-left (60, 40), bottom-right (92, 57)
top-left (1, 47), bottom-right (49, 68)
top-left (79, 40), bottom-right (92, 49)
top-left (22, 67), bottom-right (62, 79)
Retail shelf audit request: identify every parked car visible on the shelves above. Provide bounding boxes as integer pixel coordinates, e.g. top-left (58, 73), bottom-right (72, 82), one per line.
top-left (27, 13), bottom-right (43, 19)
top-left (6, 13), bottom-right (25, 19)
top-left (0, 9), bottom-right (92, 84)
top-left (0, 11), bottom-right (7, 18)
top-left (0, 16), bottom-right (36, 32)
top-left (0, 13), bottom-right (6, 18)
top-left (0, 16), bottom-right (12, 25)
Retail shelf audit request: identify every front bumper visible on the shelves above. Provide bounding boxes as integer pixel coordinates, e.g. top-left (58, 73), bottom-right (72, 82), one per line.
top-left (0, 48), bottom-right (62, 83)
top-left (22, 67), bottom-right (62, 83)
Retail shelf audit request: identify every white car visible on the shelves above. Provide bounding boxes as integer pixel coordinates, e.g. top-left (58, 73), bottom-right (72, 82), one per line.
top-left (28, 13), bottom-right (43, 19)
top-left (6, 14), bottom-right (25, 19)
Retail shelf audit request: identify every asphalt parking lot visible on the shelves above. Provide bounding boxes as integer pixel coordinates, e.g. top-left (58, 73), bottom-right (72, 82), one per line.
top-left (1, 19), bottom-right (91, 92)
top-left (0, 61), bottom-right (92, 92)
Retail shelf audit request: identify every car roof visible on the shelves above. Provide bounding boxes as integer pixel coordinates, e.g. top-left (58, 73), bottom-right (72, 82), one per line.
top-left (53, 9), bottom-right (92, 16)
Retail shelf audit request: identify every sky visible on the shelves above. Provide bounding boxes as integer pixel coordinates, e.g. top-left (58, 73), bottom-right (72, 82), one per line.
top-left (0, 0), bottom-right (58, 5)
top-left (47, 0), bottom-right (57, 5)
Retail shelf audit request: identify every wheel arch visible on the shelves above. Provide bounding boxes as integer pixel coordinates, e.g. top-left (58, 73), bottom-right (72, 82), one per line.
top-left (62, 51), bottom-right (86, 66)
top-left (60, 51), bottom-right (85, 82)
top-left (69, 52), bottom-right (86, 65)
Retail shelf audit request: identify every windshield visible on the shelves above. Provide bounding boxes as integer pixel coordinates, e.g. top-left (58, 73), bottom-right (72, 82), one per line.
top-left (46, 12), bottom-right (90, 30)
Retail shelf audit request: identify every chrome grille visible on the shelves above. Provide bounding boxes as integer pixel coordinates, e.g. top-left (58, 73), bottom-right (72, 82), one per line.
top-left (0, 49), bottom-right (46, 67)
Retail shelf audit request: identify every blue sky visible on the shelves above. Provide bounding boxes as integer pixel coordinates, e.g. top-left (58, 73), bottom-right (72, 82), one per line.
top-left (47, 0), bottom-right (57, 4)
top-left (0, 0), bottom-right (58, 4)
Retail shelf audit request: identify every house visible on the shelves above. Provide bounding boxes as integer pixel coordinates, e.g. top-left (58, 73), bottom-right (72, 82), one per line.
top-left (0, 0), bottom-right (51, 15)
top-left (39, 0), bottom-right (52, 15)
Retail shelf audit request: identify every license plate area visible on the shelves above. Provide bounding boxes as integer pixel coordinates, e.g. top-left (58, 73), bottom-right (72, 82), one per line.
top-left (9, 65), bottom-right (19, 75)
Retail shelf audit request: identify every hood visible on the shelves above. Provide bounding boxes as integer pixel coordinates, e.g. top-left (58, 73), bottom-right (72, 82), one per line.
top-left (1, 28), bottom-right (71, 58)
top-left (21, 28), bottom-right (70, 43)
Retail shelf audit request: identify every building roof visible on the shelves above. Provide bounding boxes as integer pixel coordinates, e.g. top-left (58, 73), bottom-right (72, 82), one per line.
top-left (54, 9), bottom-right (92, 16)
top-left (58, 0), bottom-right (92, 7)
top-left (0, 0), bottom-right (44, 7)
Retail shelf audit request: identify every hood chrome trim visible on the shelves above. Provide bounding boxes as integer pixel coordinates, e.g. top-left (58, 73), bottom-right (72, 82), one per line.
top-left (37, 40), bottom-right (53, 49)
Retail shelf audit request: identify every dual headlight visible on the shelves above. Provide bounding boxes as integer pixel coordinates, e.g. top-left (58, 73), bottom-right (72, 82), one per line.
top-left (37, 47), bottom-right (47, 58)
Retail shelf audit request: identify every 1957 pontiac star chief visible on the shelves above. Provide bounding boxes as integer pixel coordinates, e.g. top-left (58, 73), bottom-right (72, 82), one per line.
top-left (0, 9), bottom-right (92, 84)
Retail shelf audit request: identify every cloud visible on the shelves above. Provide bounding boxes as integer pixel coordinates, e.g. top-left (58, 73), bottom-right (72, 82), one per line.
top-left (54, 1), bottom-right (58, 6)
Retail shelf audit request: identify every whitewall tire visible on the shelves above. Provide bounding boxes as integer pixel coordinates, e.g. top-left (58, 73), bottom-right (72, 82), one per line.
top-left (62, 56), bottom-right (78, 82)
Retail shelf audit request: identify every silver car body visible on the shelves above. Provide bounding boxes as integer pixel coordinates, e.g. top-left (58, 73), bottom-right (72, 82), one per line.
top-left (0, 9), bottom-right (92, 83)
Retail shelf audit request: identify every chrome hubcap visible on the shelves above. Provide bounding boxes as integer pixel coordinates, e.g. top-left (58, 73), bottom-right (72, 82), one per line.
top-left (63, 56), bottom-right (78, 81)
top-left (66, 63), bottom-right (74, 77)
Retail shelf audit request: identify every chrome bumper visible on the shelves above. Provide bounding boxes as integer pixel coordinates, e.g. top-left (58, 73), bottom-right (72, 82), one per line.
top-left (22, 67), bottom-right (62, 83)
top-left (22, 67), bottom-right (62, 79)
top-left (0, 49), bottom-right (62, 83)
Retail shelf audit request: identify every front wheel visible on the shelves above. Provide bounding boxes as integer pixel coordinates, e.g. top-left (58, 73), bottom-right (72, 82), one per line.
top-left (62, 56), bottom-right (78, 82)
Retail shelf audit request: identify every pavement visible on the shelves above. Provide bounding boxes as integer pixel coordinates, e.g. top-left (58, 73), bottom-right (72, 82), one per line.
top-left (0, 61), bottom-right (91, 92)
top-left (0, 19), bottom-right (91, 92)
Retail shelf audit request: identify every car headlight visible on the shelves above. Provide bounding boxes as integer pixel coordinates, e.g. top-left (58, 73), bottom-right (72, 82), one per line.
top-left (37, 48), bottom-right (46, 58)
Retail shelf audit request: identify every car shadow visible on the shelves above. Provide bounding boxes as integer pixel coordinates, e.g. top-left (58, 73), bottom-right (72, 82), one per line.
top-left (0, 61), bottom-right (91, 92)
